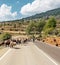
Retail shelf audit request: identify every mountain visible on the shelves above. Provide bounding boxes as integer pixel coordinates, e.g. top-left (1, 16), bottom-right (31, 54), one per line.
top-left (23, 8), bottom-right (60, 20)
top-left (2, 8), bottom-right (60, 22)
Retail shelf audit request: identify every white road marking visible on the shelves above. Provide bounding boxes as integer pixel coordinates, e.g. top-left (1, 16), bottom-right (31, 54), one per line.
top-left (0, 48), bottom-right (12, 61)
top-left (34, 44), bottom-right (58, 65)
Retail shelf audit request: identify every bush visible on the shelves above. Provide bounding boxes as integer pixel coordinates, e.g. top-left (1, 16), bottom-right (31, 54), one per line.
top-left (57, 33), bottom-right (60, 37)
top-left (10, 28), bottom-right (13, 31)
top-left (2, 33), bottom-right (11, 40)
top-left (43, 17), bottom-right (56, 35)
top-left (1, 28), bottom-right (4, 30)
top-left (15, 29), bottom-right (18, 31)
top-left (56, 44), bottom-right (58, 46)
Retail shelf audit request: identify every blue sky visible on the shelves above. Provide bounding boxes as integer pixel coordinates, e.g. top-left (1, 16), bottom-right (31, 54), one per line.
top-left (0, 0), bottom-right (33, 21)
top-left (0, 0), bottom-right (33, 12)
top-left (0, 0), bottom-right (60, 21)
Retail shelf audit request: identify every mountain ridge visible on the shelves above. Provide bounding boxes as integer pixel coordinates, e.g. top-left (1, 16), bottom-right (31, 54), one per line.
top-left (23, 8), bottom-right (60, 20)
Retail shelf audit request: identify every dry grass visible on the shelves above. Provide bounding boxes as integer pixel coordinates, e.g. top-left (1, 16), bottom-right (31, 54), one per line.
top-left (44, 37), bottom-right (60, 46)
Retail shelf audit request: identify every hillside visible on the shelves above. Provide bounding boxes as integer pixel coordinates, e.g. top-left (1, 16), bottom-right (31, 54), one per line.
top-left (0, 8), bottom-right (60, 36)
top-left (23, 8), bottom-right (60, 20)
top-left (1, 7), bottom-right (60, 22)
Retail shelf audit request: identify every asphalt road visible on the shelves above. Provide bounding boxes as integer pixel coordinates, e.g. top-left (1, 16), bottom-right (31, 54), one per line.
top-left (35, 40), bottom-right (60, 65)
top-left (0, 42), bottom-right (56, 65)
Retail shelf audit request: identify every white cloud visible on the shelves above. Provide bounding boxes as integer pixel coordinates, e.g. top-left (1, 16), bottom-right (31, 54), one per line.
top-left (0, 4), bottom-right (17, 21)
top-left (20, 0), bottom-right (60, 16)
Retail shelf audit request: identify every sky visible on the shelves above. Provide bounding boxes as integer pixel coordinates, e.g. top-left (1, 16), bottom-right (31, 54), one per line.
top-left (0, 0), bottom-right (60, 21)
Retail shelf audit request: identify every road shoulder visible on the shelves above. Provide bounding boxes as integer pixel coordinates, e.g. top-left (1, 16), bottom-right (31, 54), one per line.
top-left (0, 47), bottom-right (9, 57)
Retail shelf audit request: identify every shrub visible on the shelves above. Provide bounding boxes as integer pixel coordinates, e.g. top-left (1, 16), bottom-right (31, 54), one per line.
top-left (2, 33), bottom-right (11, 40)
top-left (43, 17), bottom-right (56, 35)
top-left (1, 28), bottom-right (4, 30)
top-left (56, 44), bottom-right (58, 46)
top-left (15, 29), bottom-right (18, 31)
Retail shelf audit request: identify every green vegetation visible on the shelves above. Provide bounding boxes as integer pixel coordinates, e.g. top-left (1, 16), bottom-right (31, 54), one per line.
top-left (36, 20), bottom-right (46, 34)
top-left (26, 21), bottom-right (36, 34)
top-left (2, 33), bottom-right (11, 40)
top-left (43, 17), bottom-right (56, 35)
top-left (26, 16), bottom-right (57, 39)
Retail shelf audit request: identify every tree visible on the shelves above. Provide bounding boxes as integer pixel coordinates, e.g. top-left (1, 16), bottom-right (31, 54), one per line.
top-left (26, 21), bottom-right (36, 34)
top-left (52, 29), bottom-right (59, 35)
top-left (36, 20), bottom-right (45, 33)
top-left (14, 24), bottom-right (16, 28)
top-left (43, 17), bottom-right (56, 35)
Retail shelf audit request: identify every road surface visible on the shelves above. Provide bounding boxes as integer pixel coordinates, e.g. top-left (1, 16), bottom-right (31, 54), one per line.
top-left (0, 42), bottom-right (56, 65)
top-left (35, 40), bottom-right (60, 65)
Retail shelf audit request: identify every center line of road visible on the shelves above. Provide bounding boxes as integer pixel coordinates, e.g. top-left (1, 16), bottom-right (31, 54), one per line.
top-left (0, 48), bottom-right (12, 61)
top-left (34, 44), bottom-right (58, 65)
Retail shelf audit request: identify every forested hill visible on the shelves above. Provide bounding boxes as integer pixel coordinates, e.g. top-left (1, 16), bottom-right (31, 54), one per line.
top-left (23, 8), bottom-right (60, 20)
